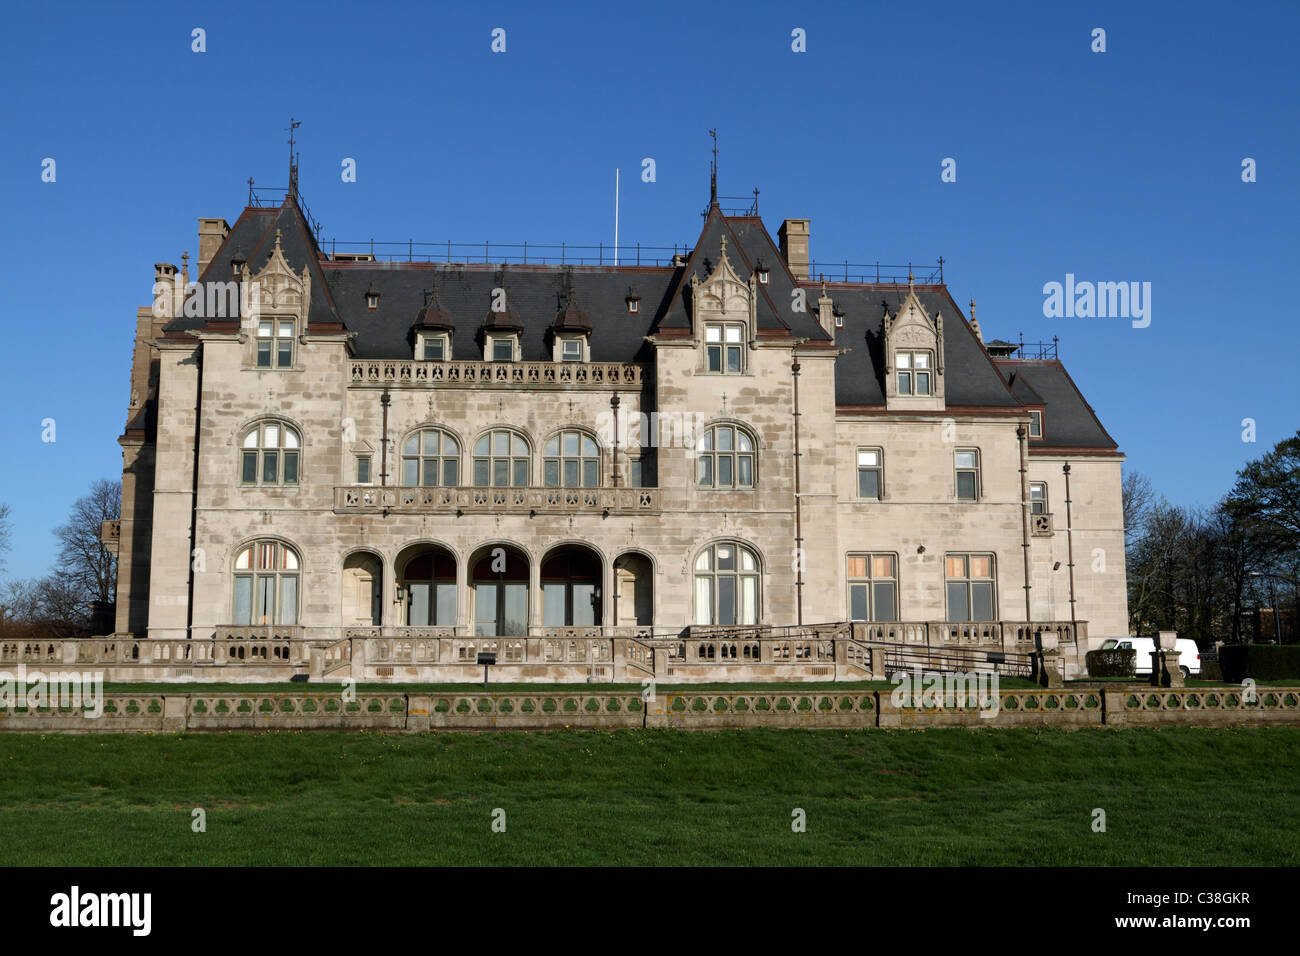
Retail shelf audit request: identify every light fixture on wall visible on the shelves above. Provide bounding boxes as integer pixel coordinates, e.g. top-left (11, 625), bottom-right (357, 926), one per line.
top-left (395, 583), bottom-right (406, 603)
top-left (1053, 561), bottom-right (1062, 571)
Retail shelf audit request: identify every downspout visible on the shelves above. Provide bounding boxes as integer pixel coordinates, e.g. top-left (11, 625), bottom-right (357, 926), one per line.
top-left (379, 388), bottom-right (391, 486)
top-left (611, 392), bottom-right (621, 487)
top-left (792, 353), bottom-right (804, 626)
top-left (1018, 425), bottom-right (1031, 622)
top-left (1063, 463), bottom-right (1077, 626)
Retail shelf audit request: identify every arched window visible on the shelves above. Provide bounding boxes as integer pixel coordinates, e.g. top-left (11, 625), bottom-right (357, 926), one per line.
top-left (241, 422), bottom-right (300, 485)
top-left (233, 540), bottom-right (300, 625)
top-left (694, 542), bottom-right (759, 626)
top-left (474, 429), bottom-right (530, 487)
top-left (402, 428), bottom-right (460, 486)
top-left (544, 430), bottom-right (599, 487)
top-left (697, 424), bottom-right (755, 488)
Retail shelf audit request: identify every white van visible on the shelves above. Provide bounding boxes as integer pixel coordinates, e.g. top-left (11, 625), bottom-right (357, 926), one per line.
top-left (1099, 637), bottom-right (1201, 678)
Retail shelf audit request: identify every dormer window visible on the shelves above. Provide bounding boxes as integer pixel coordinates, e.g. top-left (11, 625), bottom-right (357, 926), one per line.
top-left (561, 339), bottom-right (583, 362)
top-left (256, 319), bottom-right (295, 368)
top-left (1029, 410), bottom-right (1043, 439)
top-left (417, 331), bottom-right (449, 362)
top-left (896, 351), bottom-right (933, 395)
top-left (365, 283), bottom-right (380, 311)
top-left (757, 267), bottom-right (769, 284)
top-left (833, 306), bottom-right (844, 328)
top-left (705, 323), bottom-right (745, 374)
top-left (487, 333), bottom-right (518, 362)
top-left (626, 289), bottom-right (640, 314)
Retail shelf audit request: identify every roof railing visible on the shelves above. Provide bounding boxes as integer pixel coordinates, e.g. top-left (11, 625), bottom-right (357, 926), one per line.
top-left (810, 260), bottom-right (944, 285)
top-left (321, 239), bottom-right (692, 267)
top-left (247, 185), bottom-right (323, 244)
top-left (1013, 335), bottom-right (1059, 360)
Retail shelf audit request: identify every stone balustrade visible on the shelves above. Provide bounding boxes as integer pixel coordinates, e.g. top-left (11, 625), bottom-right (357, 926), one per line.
top-left (4, 687), bottom-right (1299, 733)
top-left (348, 359), bottom-right (645, 390)
top-left (335, 485), bottom-right (661, 515)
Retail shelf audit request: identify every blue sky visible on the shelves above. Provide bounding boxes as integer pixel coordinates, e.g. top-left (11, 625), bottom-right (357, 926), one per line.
top-left (1, 0), bottom-right (1297, 581)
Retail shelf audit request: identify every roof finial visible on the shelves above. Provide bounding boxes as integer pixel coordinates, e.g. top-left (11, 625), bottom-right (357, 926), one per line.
top-left (286, 117), bottom-right (301, 199)
top-left (708, 128), bottom-right (718, 207)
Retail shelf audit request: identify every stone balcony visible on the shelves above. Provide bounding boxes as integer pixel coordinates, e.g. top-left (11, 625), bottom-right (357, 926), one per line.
top-left (348, 359), bottom-right (645, 390)
top-left (334, 485), bottom-right (661, 515)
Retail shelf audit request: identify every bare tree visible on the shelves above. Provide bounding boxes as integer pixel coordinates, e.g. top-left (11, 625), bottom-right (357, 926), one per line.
top-left (51, 479), bottom-right (120, 609)
top-left (1122, 470), bottom-right (1155, 542)
top-left (0, 502), bottom-right (11, 576)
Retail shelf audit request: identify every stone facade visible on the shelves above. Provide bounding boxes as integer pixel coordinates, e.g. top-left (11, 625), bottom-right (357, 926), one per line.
top-left (107, 186), bottom-right (1128, 678)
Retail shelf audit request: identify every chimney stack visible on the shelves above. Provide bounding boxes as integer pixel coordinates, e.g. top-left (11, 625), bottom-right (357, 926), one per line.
top-left (778, 218), bottom-right (810, 280)
top-left (196, 218), bottom-right (230, 277)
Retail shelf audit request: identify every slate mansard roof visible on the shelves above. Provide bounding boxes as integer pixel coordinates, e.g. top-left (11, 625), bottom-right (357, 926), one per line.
top-left (163, 194), bottom-right (1118, 453)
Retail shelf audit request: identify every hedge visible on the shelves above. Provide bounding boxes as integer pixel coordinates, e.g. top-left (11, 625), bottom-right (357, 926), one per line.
top-left (1086, 648), bottom-right (1136, 679)
top-left (1218, 644), bottom-right (1300, 683)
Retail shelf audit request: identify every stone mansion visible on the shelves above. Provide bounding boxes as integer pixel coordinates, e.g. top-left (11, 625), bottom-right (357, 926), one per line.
top-left (102, 176), bottom-right (1128, 681)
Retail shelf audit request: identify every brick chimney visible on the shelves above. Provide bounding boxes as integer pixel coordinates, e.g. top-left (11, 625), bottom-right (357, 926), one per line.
top-left (778, 218), bottom-right (810, 280)
top-left (196, 218), bottom-right (230, 276)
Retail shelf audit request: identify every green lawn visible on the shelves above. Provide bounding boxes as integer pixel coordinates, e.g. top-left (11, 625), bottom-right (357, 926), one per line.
top-left (1, 727), bottom-right (1296, 865)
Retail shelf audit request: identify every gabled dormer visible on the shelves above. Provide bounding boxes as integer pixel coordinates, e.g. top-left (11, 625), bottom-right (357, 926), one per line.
top-left (883, 282), bottom-right (945, 410)
top-left (482, 270), bottom-right (523, 362)
top-left (248, 229), bottom-right (309, 369)
top-left (411, 284), bottom-right (453, 361)
top-left (551, 273), bottom-right (591, 363)
top-left (689, 235), bottom-right (756, 374)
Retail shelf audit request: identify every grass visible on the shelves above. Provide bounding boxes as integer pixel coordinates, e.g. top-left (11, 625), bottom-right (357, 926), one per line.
top-left (0, 727), bottom-right (1297, 865)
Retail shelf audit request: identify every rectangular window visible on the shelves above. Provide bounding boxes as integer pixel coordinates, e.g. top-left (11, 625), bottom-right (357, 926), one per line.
top-left (627, 459), bottom-right (642, 487)
top-left (956, 449), bottom-right (980, 501)
top-left (492, 338), bottom-right (514, 362)
top-left (847, 553), bottom-right (897, 622)
top-left (422, 337), bottom-right (444, 361)
top-left (857, 448), bottom-right (882, 499)
top-left (261, 451), bottom-right (278, 484)
top-left (241, 451), bottom-right (258, 484)
top-left (1029, 410), bottom-right (1043, 438)
top-left (282, 451), bottom-right (299, 485)
top-left (896, 351), bottom-right (932, 395)
top-left (443, 460), bottom-right (458, 486)
top-left (561, 339), bottom-right (583, 362)
top-left (705, 324), bottom-right (744, 373)
top-left (356, 456), bottom-right (371, 484)
top-left (1029, 481), bottom-right (1047, 515)
top-left (946, 553), bottom-right (996, 622)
